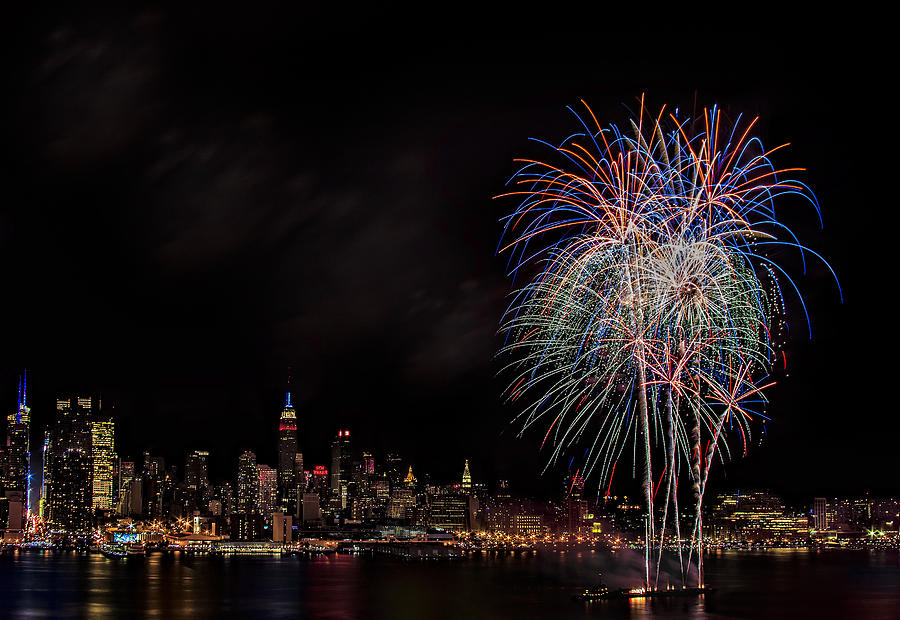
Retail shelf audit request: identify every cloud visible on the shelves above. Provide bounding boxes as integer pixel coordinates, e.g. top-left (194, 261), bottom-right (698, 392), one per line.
top-left (31, 13), bottom-right (164, 166)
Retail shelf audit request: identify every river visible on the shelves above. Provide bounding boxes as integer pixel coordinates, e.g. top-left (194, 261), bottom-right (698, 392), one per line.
top-left (2, 546), bottom-right (898, 618)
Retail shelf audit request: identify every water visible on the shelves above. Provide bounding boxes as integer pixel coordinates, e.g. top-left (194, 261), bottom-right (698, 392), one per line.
top-left (2, 547), bottom-right (899, 618)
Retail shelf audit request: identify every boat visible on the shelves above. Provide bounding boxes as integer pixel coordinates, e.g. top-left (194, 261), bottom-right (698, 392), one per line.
top-left (99, 541), bottom-right (145, 559)
top-left (99, 543), bottom-right (128, 559)
top-left (575, 574), bottom-right (709, 601)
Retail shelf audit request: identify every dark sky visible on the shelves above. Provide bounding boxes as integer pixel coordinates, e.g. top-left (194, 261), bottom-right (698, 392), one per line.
top-left (0, 7), bottom-right (890, 501)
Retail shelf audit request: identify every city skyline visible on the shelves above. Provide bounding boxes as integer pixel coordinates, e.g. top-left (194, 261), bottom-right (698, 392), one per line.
top-left (5, 370), bottom-right (896, 549)
top-left (3, 369), bottom-right (894, 519)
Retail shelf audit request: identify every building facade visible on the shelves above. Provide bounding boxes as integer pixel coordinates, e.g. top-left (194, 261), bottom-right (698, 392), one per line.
top-left (90, 415), bottom-right (116, 511)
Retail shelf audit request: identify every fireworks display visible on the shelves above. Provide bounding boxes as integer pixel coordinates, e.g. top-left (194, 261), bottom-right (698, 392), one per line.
top-left (497, 96), bottom-right (840, 587)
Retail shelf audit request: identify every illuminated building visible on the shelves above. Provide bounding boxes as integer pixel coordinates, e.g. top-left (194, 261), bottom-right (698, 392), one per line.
top-left (709, 491), bottom-right (809, 543)
top-left (871, 497), bottom-right (900, 533)
top-left (144, 451), bottom-right (165, 478)
top-left (272, 511), bottom-right (292, 543)
top-left (385, 453), bottom-right (403, 485)
top-left (45, 396), bottom-right (95, 534)
top-left (39, 430), bottom-right (50, 520)
top-left (428, 494), bottom-right (470, 532)
top-left (461, 460), bottom-right (471, 492)
top-left (389, 487), bottom-right (417, 519)
top-left (230, 512), bottom-right (263, 541)
top-left (5, 372), bottom-right (32, 526)
top-left (293, 452), bottom-right (304, 494)
top-left (236, 451), bottom-right (259, 514)
top-left (258, 464), bottom-right (278, 517)
top-left (311, 465), bottom-right (329, 498)
top-left (563, 471), bottom-right (589, 535)
top-left (90, 414), bottom-right (116, 511)
top-left (819, 496), bottom-right (875, 534)
top-left (404, 465), bottom-right (417, 488)
top-left (277, 392), bottom-right (298, 512)
top-left (0, 449), bottom-right (6, 489)
top-left (813, 497), bottom-right (827, 530)
top-left (208, 499), bottom-right (222, 516)
top-left (362, 452), bottom-right (375, 476)
top-left (141, 451), bottom-right (166, 519)
top-left (211, 482), bottom-right (233, 517)
top-left (231, 451), bottom-right (262, 540)
top-left (371, 479), bottom-right (391, 515)
top-left (117, 460), bottom-right (135, 516)
top-left (515, 514), bottom-right (543, 537)
top-left (330, 430), bottom-right (351, 506)
top-left (484, 497), bottom-right (545, 536)
top-left (185, 450), bottom-right (209, 492)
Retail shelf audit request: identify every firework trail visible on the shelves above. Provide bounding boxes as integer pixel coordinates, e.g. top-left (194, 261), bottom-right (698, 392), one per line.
top-left (497, 96), bottom-right (840, 587)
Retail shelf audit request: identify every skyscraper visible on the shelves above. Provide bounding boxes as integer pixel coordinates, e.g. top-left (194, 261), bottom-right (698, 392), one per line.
top-left (461, 460), bottom-right (472, 492)
top-left (39, 430), bottom-right (51, 520)
top-left (141, 451), bottom-right (166, 519)
top-left (5, 372), bottom-right (32, 526)
top-left (258, 464), bottom-right (278, 517)
top-left (277, 392), bottom-right (298, 512)
top-left (90, 414), bottom-right (116, 511)
top-left (232, 451), bottom-right (262, 541)
top-left (236, 450), bottom-right (259, 514)
top-left (361, 452), bottom-right (375, 476)
top-left (330, 429), bottom-right (351, 508)
top-left (45, 396), bottom-right (95, 534)
top-left (117, 460), bottom-right (135, 516)
top-left (813, 497), bottom-right (828, 531)
top-left (185, 450), bottom-right (210, 492)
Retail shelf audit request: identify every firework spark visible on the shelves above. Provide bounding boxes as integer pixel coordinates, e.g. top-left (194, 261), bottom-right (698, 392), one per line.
top-left (497, 96), bottom-right (840, 587)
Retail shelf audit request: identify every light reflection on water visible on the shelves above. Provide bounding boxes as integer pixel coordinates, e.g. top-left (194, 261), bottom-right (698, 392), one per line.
top-left (1, 547), bottom-right (899, 619)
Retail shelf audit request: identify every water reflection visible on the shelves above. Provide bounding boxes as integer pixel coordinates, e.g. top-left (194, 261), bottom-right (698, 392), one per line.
top-left (1, 548), bottom-right (899, 618)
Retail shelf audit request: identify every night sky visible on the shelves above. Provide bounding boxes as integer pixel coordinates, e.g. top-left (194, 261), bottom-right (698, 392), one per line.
top-left (0, 7), bottom-right (889, 502)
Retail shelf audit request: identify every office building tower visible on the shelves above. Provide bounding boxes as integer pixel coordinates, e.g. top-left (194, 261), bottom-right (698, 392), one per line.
top-left (141, 451), bottom-right (166, 519)
top-left (272, 511), bottom-right (292, 543)
top-left (5, 372), bottom-right (32, 524)
top-left (231, 512), bottom-right (263, 541)
top-left (461, 460), bottom-right (472, 492)
top-left (90, 414), bottom-right (116, 511)
top-left (143, 451), bottom-right (166, 479)
top-left (404, 466), bottom-right (417, 488)
top-left (302, 493), bottom-right (321, 523)
top-left (39, 430), bottom-right (51, 520)
top-left (428, 494), bottom-right (470, 532)
top-left (258, 464), bottom-right (278, 517)
top-left (117, 460), bottom-right (135, 516)
top-left (185, 450), bottom-right (210, 491)
top-left (45, 396), bottom-right (95, 534)
top-left (236, 451), bottom-right (259, 514)
top-left (813, 497), bottom-right (828, 531)
top-left (311, 465), bottom-right (329, 497)
top-left (385, 453), bottom-right (403, 485)
top-left (277, 392), bottom-right (298, 511)
top-left (362, 452), bottom-right (375, 476)
top-left (330, 429), bottom-right (351, 495)
top-left (389, 487), bottom-right (417, 519)
top-left (293, 453), bottom-right (305, 494)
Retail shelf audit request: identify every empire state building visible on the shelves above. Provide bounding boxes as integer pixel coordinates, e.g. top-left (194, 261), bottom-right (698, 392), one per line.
top-left (277, 392), bottom-right (298, 512)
